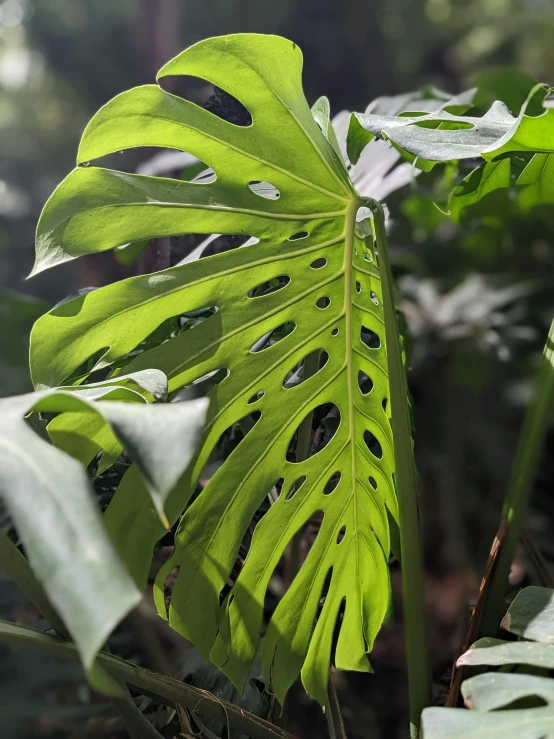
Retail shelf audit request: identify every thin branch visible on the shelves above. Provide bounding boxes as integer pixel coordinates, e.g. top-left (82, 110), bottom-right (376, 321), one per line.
top-left (478, 318), bottom-right (554, 637)
top-left (0, 620), bottom-right (297, 739)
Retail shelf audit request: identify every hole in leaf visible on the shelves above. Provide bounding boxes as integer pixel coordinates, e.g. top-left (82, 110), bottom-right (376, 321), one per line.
top-left (248, 390), bottom-right (264, 404)
top-left (283, 350), bottom-right (329, 389)
top-left (157, 76), bottom-right (252, 126)
top-left (287, 404), bottom-right (341, 462)
top-left (248, 275), bottom-right (290, 299)
top-left (310, 258), bottom-right (327, 269)
top-left (369, 476), bottom-right (378, 490)
top-left (250, 321), bottom-right (296, 353)
top-left (248, 181), bottom-right (280, 200)
top-left (355, 281), bottom-right (361, 294)
top-left (209, 409), bottom-right (262, 466)
top-left (289, 231), bottom-right (309, 241)
top-left (330, 597), bottom-right (347, 667)
top-left (173, 233), bottom-right (255, 266)
top-left (285, 476), bottom-right (307, 501)
top-left (370, 291), bottom-right (379, 305)
top-left (363, 252), bottom-right (372, 262)
top-left (360, 326), bottom-right (381, 349)
top-left (363, 430), bottom-right (383, 459)
top-left (323, 471), bottom-right (341, 495)
top-left (357, 370), bottom-right (374, 395)
top-left (336, 526), bottom-right (346, 545)
top-left (316, 296), bottom-right (331, 309)
top-left (172, 367), bottom-right (229, 402)
top-left (382, 398), bottom-right (388, 412)
top-left (331, 328), bottom-right (339, 336)
top-left (316, 567), bottom-right (333, 619)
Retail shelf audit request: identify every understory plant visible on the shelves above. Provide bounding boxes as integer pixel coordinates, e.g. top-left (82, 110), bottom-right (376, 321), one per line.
top-left (1, 31), bottom-right (553, 739)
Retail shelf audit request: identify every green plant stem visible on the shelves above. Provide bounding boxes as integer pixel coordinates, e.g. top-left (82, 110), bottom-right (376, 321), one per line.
top-left (365, 199), bottom-right (431, 738)
top-left (0, 619), bottom-right (295, 739)
top-left (479, 318), bottom-right (554, 637)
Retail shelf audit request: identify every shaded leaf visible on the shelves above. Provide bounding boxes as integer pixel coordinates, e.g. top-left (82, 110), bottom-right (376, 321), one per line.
top-left (449, 158), bottom-right (511, 222)
top-left (462, 672), bottom-right (554, 711)
top-left (501, 586), bottom-right (554, 644)
top-left (0, 377), bottom-right (207, 670)
top-left (517, 153), bottom-right (554, 211)
top-left (422, 704), bottom-right (554, 738)
top-left (457, 637), bottom-right (554, 670)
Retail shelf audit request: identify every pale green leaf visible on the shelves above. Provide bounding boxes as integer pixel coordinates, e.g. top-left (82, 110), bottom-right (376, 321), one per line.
top-left (501, 586), bottom-right (554, 644)
top-left (350, 84), bottom-right (554, 165)
top-left (449, 158), bottom-right (511, 222)
top-left (457, 637), bottom-right (554, 670)
top-left (462, 672), bottom-right (554, 711)
top-left (422, 705), bottom-right (554, 738)
top-left (29, 34), bottom-right (405, 706)
top-left (0, 379), bottom-right (207, 670)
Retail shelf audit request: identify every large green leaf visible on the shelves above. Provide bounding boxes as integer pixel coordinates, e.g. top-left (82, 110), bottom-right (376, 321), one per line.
top-left (29, 34), bottom-right (403, 705)
top-left (0, 375), bottom-right (207, 670)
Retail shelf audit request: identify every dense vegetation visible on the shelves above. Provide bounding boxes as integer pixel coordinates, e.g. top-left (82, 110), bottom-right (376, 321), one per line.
top-left (1, 21), bottom-right (553, 739)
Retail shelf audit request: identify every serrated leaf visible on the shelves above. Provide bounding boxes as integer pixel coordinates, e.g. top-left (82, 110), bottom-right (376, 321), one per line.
top-left (501, 586), bottom-right (554, 644)
top-left (0, 378), bottom-right (207, 670)
top-left (462, 672), bottom-right (554, 711)
top-left (457, 637), bottom-right (554, 670)
top-left (29, 34), bottom-right (405, 705)
top-left (422, 705), bottom-right (554, 738)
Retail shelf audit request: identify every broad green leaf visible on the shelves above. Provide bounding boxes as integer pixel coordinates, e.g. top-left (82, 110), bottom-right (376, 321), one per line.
top-left (462, 672), bottom-right (554, 711)
top-left (517, 153), bottom-right (554, 211)
top-left (0, 379), bottom-right (207, 670)
top-left (350, 84), bottom-right (554, 166)
top-left (457, 637), bottom-right (554, 670)
top-left (501, 586), bottom-right (554, 644)
top-left (29, 34), bottom-right (403, 705)
top-left (103, 466), bottom-right (165, 589)
top-left (449, 159), bottom-right (511, 222)
top-left (422, 705), bottom-right (554, 738)
top-left (0, 386), bottom-right (141, 671)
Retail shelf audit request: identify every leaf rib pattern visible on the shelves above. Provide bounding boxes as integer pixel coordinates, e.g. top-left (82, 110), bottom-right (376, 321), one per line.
top-left (30, 34), bottom-right (401, 705)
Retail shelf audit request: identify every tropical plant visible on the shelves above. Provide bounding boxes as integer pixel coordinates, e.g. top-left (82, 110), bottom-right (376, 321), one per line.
top-left (423, 585), bottom-right (554, 738)
top-left (1, 30), bottom-right (554, 739)
top-left (27, 31), bottom-right (428, 715)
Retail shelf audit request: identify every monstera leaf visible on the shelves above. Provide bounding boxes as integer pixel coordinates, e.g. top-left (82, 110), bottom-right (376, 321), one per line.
top-left (0, 372), bottom-right (207, 672)
top-left (349, 84), bottom-right (554, 167)
top-left (30, 34), bottom-right (408, 705)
